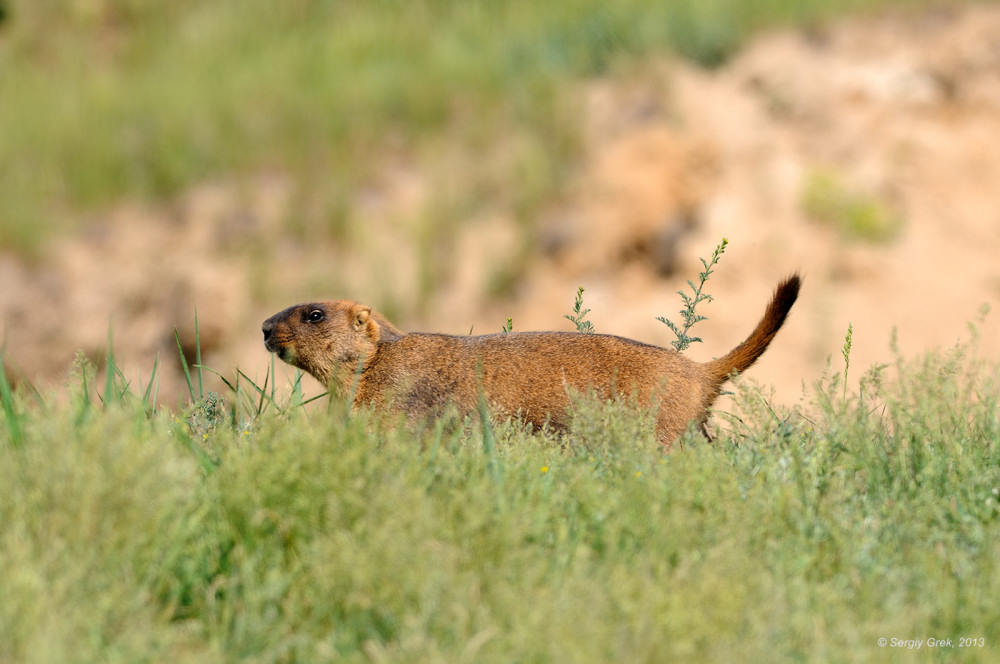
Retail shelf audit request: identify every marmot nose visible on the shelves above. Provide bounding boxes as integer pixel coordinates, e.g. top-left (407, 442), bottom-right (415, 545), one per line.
top-left (262, 320), bottom-right (274, 341)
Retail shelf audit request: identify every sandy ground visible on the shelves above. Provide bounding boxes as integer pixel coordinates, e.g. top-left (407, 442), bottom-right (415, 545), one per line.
top-left (3, 4), bottom-right (1000, 414)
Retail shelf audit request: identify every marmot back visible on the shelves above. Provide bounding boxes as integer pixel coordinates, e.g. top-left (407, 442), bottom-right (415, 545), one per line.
top-left (262, 275), bottom-right (801, 447)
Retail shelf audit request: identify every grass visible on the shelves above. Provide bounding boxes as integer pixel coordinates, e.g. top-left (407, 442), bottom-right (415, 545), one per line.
top-left (2, 324), bottom-right (999, 662)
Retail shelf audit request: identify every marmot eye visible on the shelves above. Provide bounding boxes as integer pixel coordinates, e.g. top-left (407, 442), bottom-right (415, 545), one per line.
top-left (307, 309), bottom-right (324, 323)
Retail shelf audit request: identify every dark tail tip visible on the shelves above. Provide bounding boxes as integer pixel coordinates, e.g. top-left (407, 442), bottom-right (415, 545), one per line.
top-left (772, 274), bottom-right (802, 320)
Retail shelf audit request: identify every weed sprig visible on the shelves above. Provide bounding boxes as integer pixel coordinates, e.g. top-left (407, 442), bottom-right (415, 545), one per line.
top-left (658, 238), bottom-right (728, 352)
top-left (564, 286), bottom-right (596, 334)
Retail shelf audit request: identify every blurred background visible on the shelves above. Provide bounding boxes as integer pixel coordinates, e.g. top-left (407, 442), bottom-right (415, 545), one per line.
top-left (2, 0), bottom-right (999, 408)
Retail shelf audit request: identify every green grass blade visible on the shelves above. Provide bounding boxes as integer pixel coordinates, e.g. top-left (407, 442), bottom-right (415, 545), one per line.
top-left (150, 366), bottom-right (160, 414)
top-left (234, 368), bottom-right (278, 411)
top-left (197, 365), bottom-right (237, 394)
top-left (174, 328), bottom-right (196, 404)
top-left (0, 352), bottom-right (45, 411)
top-left (290, 369), bottom-right (303, 408)
top-left (194, 309), bottom-right (204, 401)
top-left (0, 355), bottom-right (23, 448)
top-left (299, 391), bottom-right (331, 407)
top-left (114, 365), bottom-right (133, 403)
top-left (141, 353), bottom-right (161, 413)
top-left (270, 353), bottom-right (276, 407)
top-left (232, 371), bottom-right (241, 428)
top-left (475, 359), bottom-right (503, 493)
top-left (75, 356), bottom-right (92, 425)
top-left (103, 320), bottom-right (117, 408)
top-left (255, 368), bottom-right (269, 417)
top-left (139, 353), bottom-right (160, 405)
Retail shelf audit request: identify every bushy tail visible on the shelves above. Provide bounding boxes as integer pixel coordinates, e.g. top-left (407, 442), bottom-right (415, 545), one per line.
top-left (705, 275), bottom-right (801, 384)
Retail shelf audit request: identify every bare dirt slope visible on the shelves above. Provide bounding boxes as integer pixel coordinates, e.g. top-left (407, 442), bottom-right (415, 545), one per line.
top-left (3, 4), bottom-right (1000, 414)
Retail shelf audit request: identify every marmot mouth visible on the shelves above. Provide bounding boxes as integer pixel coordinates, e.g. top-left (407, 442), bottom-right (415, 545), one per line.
top-left (265, 341), bottom-right (294, 363)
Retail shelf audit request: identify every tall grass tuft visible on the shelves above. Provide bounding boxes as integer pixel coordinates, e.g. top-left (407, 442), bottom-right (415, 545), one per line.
top-left (4, 262), bottom-right (1000, 661)
top-left (2, 316), bottom-right (1000, 660)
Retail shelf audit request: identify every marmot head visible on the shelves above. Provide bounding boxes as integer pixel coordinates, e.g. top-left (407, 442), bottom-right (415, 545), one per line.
top-left (262, 300), bottom-right (402, 388)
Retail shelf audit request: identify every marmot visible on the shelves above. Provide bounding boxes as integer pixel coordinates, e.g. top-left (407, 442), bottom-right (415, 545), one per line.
top-left (262, 275), bottom-right (800, 446)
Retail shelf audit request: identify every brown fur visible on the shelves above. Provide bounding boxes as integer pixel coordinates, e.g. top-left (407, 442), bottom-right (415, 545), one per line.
top-left (262, 275), bottom-right (801, 447)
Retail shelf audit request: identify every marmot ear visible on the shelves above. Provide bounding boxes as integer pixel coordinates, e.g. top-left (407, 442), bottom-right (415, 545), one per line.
top-left (352, 307), bottom-right (371, 332)
top-left (353, 305), bottom-right (386, 344)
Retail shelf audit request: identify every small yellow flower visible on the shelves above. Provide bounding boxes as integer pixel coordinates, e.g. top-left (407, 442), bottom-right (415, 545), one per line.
top-left (634, 471), bottom-right (642, 478)
top-left (541, 466), bottom-right (549, 473)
